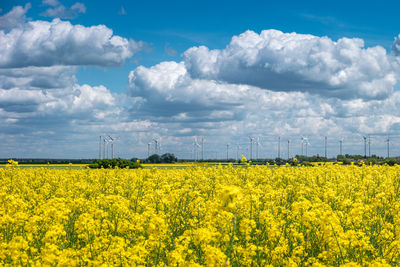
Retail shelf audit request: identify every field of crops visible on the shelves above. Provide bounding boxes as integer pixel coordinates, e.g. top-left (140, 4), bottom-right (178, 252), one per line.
top-left (1, 163), bottom-right (399, 266)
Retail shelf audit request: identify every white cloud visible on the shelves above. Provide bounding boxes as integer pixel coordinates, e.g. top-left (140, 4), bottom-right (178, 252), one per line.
top-left (0, 84), bottom-right (123, 158)
top-left (183, 29), bottom-right (398, 100)
top-left (128, 61), bottom-right (250, 121)
top-left (0, 11), bottom-right (147, 158)
top-left (0, 18), bottom-right (143, 68)
top-left (43, 0), bottom-right (60, 7)
top-left (0, 66), bottom-right (77, 90)
top-left (392, 34), bottom-right (400, 57)
top-left (0, 88), bottom-right (47, 112)
top-left (41, 1), bottom-right (86, 19)
top-left (0, 82), bottom-right (117, 116)
top-left (125, 45), bottom-right (400, 158)
top-left (2, 18), bottom-right (400, 158)
top-left (0, 4), bottom-right (31, 30)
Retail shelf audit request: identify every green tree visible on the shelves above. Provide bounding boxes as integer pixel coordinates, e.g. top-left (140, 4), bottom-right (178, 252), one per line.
top-left (160, 153), bottom-right (177, 163)
top-left (146, 154), bottom-right (161, 163)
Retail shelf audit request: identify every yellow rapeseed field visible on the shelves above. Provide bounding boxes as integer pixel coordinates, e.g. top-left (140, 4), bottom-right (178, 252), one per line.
top-left (1, 163), bottom-right (399, 266)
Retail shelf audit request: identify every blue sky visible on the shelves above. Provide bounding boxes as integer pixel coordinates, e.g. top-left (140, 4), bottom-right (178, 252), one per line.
top-left (1, 0), bottom-right (400, 159)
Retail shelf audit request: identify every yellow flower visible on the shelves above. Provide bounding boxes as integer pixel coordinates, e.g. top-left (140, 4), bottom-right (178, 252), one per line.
top-left (0, 163), bottom-right (399, 265)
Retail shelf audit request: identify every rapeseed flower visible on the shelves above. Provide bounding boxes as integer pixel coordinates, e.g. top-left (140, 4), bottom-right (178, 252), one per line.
top-left (0, 165), bottom-right (400, 265)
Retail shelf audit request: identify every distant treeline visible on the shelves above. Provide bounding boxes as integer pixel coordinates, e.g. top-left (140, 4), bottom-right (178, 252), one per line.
top-left (0, 158), bottom-right (96, 164)
top-left (3, 153), bottom-right (400, 166)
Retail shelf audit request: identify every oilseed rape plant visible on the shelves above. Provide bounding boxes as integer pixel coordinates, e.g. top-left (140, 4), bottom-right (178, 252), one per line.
top-left (1, 164), bottom-right (400, 265)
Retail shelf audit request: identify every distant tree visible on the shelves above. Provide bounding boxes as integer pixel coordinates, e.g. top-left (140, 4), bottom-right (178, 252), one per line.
top-left (337, 155), bottom-right (345, 160)
top-left (381, 158), bottom-right (399, 166)
top-left (130, 157), bottom-right (139, 162)
top-left (342, 158), bottom-right (351, 165)
top-left (146, 154), bottom-right (161, 163)
top-left (160, 153), bottom-right (177, 163)
top-left (88, 158), bottom-right (141, 169)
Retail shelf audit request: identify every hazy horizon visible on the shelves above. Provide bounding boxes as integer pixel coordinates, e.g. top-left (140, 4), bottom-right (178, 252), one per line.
top-left (1, 0), bottom-right (400, 159)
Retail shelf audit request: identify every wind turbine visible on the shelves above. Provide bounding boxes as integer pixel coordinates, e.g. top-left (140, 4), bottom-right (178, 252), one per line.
top-left (226, 144), bottom-right (229, 161)
top-left (256, 137), bottom-right (264, 159)
top-left (367, 135), bottom-right (371, 157)
top-left (99, 135), bottom-right (103, 159)
top-left (103, 136), bottom-right (107, 159)
top-left (101, 135), bottom-right (113, 159)
top-left (278, 136), bottom-right (281, 159)
top-left (105, 135), bottom-right (116, 158)
top-left (301, 136), bottom-right (310, 157)
top-left (362, 135), bottom-right (367, 158)
top-left (287, 139), bottom-right (290, 160)
top-left (106, 135), bottom-right (119, 158)
top-left (200, 137), bottom-right (205, 161)
top-left (194, 137), bottom-right (201, 161)
top-left (158, 137), bottom-right (162, 155)
top-left (248, 136), bottom-right (254, 160)
top-left (324, 136), bottom-right (327, 159)
top-left (152, 138), bottom-right (159, 154)
top-left (107, 135), bottom-right (114, 158)
top-left (339, 138), bottom-right (344, 156)
top-left (254, 137), bottom-right (261, 159)
top-left (386, 135), bottom-right (391, 158)
top-left (303, 137), bottom-right (310, 157)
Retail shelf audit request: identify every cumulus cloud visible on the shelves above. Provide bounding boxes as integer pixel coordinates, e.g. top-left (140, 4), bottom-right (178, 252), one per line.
top-left (392, 34), bottom-right (400, 57)
top-left (41, 1), bottom-right (86, 19)
top-left (0, 66), bottom-right (77, 90)
top-left (0, 83), bottom-right (119, 130)
top-left (0, 81), bottom-right (125, 158)
top-left (0, 4), bottom-right (31, 30)
top-left (0, 8), bottom-right (147, 158)
top-left (126, 40), bottom-right (400, 158)
top-left (183, 29), bottom-right (398, 100)
top-left (0, 88), bottom-right (47, 113)
top-left (43, 0), bottom-right (60, 7)
top-left (0, 18), bottom-right (143, 68)
top-left (128, 61), bottom-right (251, 121)
top-left (127, 60), bottom-right (366, 125)
top-left (2, 16), bottom-right (400, 158)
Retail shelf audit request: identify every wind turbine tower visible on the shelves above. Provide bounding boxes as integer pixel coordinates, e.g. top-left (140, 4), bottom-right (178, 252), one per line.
top-left (152, 138), bottom-right (159, 154)
top-left (368, 135), bottom-right (371, 157)
top-left (99, 135), bottom-right (102, 160)
top-left (256, 137), bottom-right (259, 159)
top-left (305, 138), bottom-right (309, 157)
top-left (103, 137), bottom-right (107, 159)
top-left (278, 136), bottom-right (281, 159)
top-left (387, 135), bottom-right (390, 158)
top-left (362, 136), bottom-right (367, 158)
top-left (108, 135), bottom-right (114, 158)
top-left (248, 136), bottom-right (254, 160)
top-left (201, 137), bottom-right (204, 161)
top-left (193, 137), bottom-right (201, 161)
top-left (301, 137), bottom-right (309, 157)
